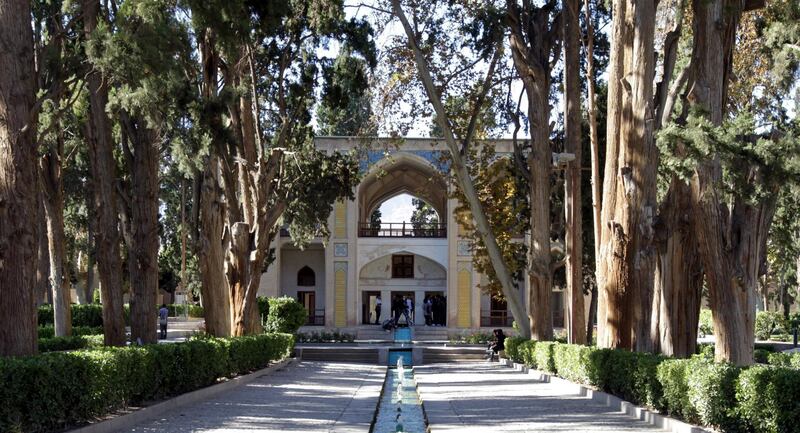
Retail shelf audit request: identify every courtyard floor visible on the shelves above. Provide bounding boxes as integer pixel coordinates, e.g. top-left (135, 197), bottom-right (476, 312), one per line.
top-left (123, 362), bottom-right (385, 433)
top-left (416, 362), bottom-right (665, 433)
top-left (118, 360), bottom-right (673, 433)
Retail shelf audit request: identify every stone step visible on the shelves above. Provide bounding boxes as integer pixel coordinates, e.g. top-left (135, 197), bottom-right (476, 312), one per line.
top-left (298, 347), bottom-right (380, 364)
top-left (422, 347), bottom-right (487, 364)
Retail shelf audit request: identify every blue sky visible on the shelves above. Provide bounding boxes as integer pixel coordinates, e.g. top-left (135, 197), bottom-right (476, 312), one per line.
top-left (378, 193), bottom-right (415, 223)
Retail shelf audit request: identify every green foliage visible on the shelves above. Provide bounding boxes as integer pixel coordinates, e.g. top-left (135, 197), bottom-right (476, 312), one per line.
top-left (257, 296), bottom-right (270, 324)
top-left (756, 311), bottom-right (788, 341)
top-left (657, 359), bottom-right (698, 422)
top-left (38, 335), bottom-right (104, 353)
top-left (503, 336), bottom-right (525, 363)
top-left (166, 304), bottom-right (204, 318)
top-left (264, 297), bottom-right (307, 334)
top-left (37, 326), bottom-right (103, 339)
top-left (737, 365), bottom-right (800, 433)
top-left (296, 330), bottom-right (355, 343)
top-left (502, 339), bottom-right (800, 432)
top-left (686, 360), bottom-right (742, 431)
top-left (449, 331), bottom-right (494, 344)
top-left (698, 309), bottom-right (714, 336)
top-left (533, 342), bottom-right (556, 374)
top-left (0, 333), bottom-right (294, 432)
top-left (39, 304), bottom-right (104, 327)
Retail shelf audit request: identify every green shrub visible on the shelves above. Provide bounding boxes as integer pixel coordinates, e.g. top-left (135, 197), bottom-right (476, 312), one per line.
top-left (697, 343), bottom-right (715, 359)
top-left (737, 365), bottom-right (800, 433)
top-left (698, 309), bottom-right (714, 336)
top-left (449, 331), bottom-right (493, 344)
top-left (755, 311), bottom-right (787, 341)
top-left (37, 326), bottom-right (103, 339)
top-left (296, 330), bottom-right (355, 343)
top-left (166, 304), bottom-right (204, 317)
top-left (657, 359), bottom-right (698, 422)
top-left (533, 341), bottom-right (556, 373)
top-left (257, 296), bottom-right (270, 323)
top-left (38, 335), bottom-right (104, 353)
top-left (754, 348), bottom-right (772, 364)
top-left (264, 296), bottom-right (307, 334)
top-left (0, 333), bottom-right (294, 432)
top-left (38, 304), bottom-right (104, 327)
top-left (503, 336), bottom-right (525, 363)
top-left (687, 359), bottom-right (742, 431)
top-left (552, 343), bottom-right (594, 384)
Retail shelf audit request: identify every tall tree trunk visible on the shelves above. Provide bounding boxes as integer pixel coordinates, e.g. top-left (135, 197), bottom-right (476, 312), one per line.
top-left (597, 0), bottom-right (657, 352)
top-left (36, 196), bottom-right (52, 304)
top-left (127, 121), bottom-right (159, 344)
top-left (198, 156), bottom-right (231, 336)
top-left (563, 0), bottom-right (586, 345)
top-left (392, 0), bottom-right (532, 337)
top-left (84, 184), bottom-right (96, 303)
top-left (687, 0), bottom-right (772, 366)
top-left (586, 284), bottom-right (598, 343)
top-left (507, 0), bottom-right (559, 341)
top-left (652, 179), bottom-right (702, 357)
top-left (0, 0), bottom-right (39, 356)
top-left (584, 0), bottom-right (602, 266)
top-left (83, 0), bottom-right (126, 346)
top-left (41, 134), bottom-right (72, 336)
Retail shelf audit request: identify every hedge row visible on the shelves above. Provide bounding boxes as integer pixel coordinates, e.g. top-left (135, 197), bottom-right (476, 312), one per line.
top-left (504, 337), bottom-right (800, 433)
top-left (38, 335), bottom-right (104, 353)
top-left (1, 333), bottom-right (293, 433)
top-left (38, 303), bottom-right (205, 328)
top-left (37, 326), bottom-right (103, 339)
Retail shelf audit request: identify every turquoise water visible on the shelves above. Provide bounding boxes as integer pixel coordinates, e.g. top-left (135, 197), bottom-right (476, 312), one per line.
top-left (371, 367), bottom-right (427, 433)
top-left (394, 328), bottom-right (412, 343)
top-left (388, 349), bottom-right (412, 367)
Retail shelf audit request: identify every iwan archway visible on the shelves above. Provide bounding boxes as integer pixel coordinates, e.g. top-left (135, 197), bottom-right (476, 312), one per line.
top-left (358, 252), bottom-right (447, 326)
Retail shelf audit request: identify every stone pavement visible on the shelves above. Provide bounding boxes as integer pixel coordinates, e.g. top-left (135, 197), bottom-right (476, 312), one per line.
top-left (124, 361), bottom-right (385, 433)
top-left (414, 362), bottom-right (665, 433)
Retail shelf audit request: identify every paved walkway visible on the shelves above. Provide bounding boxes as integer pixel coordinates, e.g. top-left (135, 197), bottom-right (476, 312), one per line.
top-left (125, 361), bottom-right (385, 433)
top-left (415, 362), bottom-right (665, 433)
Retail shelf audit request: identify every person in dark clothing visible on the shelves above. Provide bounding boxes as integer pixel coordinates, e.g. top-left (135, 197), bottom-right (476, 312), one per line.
top-left (392, 295), bottom-right (404, 326)
top-left (423, 296), bottom-right (433, 326)
top-left (158, 304), bottom-right (169, 339)
top-left (374, 295), bottom-right (382, 325)
top-left (487, 328), bottom-right (506, 361)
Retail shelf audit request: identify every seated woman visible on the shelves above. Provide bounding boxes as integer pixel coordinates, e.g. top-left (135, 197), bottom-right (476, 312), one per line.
top-left (486, 328), bottom-right (506, 362)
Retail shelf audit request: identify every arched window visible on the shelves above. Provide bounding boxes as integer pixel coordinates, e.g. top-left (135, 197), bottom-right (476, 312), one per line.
top-left (297, 266), bottom-right (316, 287)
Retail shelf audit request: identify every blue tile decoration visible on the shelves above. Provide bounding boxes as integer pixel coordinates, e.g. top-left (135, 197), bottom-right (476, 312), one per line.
top-left (333, 243), bottom-right (348, 257)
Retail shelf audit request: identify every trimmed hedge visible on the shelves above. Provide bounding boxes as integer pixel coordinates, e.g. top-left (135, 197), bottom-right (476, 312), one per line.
top-left (38, 304), bottom-right (204, 328)
top-left (37, 326), bottom-right (103, 339)
top-left (264, 296), bottom-right (307, 334)
top-left (0, 333), bottom-right (294, 432)
top-left (38, 335), bottom-right (104, 353)
top-left (504, 337), bottom-right (800, 433)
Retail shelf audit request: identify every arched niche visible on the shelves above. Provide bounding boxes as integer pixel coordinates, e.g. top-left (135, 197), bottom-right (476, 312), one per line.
top-left (358, 153), bottom-right (447, 223)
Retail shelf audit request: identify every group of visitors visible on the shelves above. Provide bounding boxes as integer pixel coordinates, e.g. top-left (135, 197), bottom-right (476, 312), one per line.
top-left (374, 293), bottom-right (448, 329)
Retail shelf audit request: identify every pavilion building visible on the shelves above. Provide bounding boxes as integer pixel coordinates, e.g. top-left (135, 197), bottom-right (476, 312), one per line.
top-left (257, 137), bottom-right (565, 330)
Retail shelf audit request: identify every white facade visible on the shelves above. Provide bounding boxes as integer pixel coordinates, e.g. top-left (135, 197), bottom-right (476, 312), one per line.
top-left (257, 137), bottom-right (553, 329)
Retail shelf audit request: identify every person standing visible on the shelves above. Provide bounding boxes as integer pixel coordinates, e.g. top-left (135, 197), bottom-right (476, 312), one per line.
top-left (424, 296), bottom-right (433, 326)
top-left (374, 295), bottom-right (382, 325)
top-left (158, 304), bottom-right (169, 339)
top-left (393, 295), bottom-right (404, 326)
top-left (404, 296), bottom-right (414, 326)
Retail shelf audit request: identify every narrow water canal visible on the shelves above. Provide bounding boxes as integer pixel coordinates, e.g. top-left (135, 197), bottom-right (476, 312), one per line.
top-left (370, 328), bottom-right (428, 433)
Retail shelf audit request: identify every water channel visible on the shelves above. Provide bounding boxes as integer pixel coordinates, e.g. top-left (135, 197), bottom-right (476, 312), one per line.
top-left (370, 327), bottom-right (429, 433)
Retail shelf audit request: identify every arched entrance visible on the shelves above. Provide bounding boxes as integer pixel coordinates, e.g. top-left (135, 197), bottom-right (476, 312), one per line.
top-left (358, 153), bottom-right (448, 238)
top-left (358, 252), bottom-right (447, 326)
